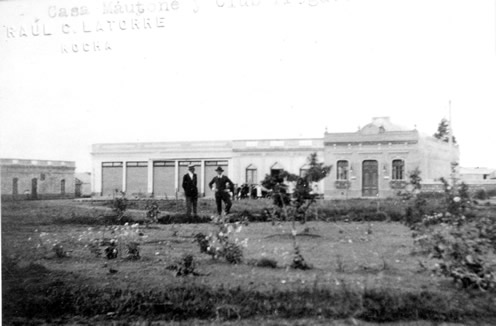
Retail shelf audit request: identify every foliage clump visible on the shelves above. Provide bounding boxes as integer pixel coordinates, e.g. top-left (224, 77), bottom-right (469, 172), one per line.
top-left (111, 196), bottom-right (128, 222)
top-left (262, 153), bottom-right (331, 269)
top-left (167, 254), bottom-right (201, 277)
top-left (290, 246), bottom-right (312, 270)
top-left (145, 201), bottom-right (160, 225)
top-left (433, 118), bottom-right (457, 144)
top-left (411, 165), bottom-right (496, 291)
top-left (195, 222), bottom-right (246, 264)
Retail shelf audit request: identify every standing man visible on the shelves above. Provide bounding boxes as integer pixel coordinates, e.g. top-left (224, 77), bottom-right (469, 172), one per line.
top-left (182, 164), bottom-right (198, 217)
top-left (208, 166), bottom-right (234, 216)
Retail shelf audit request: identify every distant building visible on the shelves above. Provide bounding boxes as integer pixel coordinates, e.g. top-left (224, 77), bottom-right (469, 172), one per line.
top-left (91, 139), bottom-right (324, 198)
top-left (91, 117), bottom-right (459, 199)
top-left (324, 117), bottom-right (459, 198)
top-left (459, 167), bottom-right (496, 183)
top-left (75, 172), bottom-right (92, 197)
top-left (458, 167), bottom-right (496, 194)
top-left (1, 158), bottom-right (76, 200)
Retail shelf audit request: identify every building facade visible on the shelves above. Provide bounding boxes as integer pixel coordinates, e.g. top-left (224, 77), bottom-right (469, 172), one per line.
top-left (458, 167), bottom-right (496, 194)
top-left (91, 139), bottom-right (324, 198)
top-left (1, 158), bottom-right (76, 200)
top-left (91, 117), bottom-right (459, 199)
top-left (324, 117), bottom-right (459, 198)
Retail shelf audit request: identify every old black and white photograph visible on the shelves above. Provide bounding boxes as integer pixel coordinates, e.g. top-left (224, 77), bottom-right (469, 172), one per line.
top-left (1, 0), bottom-right (496, 325)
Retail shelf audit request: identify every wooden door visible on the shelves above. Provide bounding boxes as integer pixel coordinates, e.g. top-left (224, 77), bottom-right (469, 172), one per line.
top-left (31, 178), bottom-right (38, 199)
top-left (362, 160), bottom-right (379, 197)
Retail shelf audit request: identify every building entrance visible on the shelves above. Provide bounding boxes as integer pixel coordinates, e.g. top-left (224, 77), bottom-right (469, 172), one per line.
top-left (362, 160), bottom-right (379, 197)
top-left (31, 178), bottom-right (38, 199)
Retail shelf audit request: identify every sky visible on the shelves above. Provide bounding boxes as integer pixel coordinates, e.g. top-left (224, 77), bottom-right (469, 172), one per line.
top-left (0, 0), bottom-right (495, 172)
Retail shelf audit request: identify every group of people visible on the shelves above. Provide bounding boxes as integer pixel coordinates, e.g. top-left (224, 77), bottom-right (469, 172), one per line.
top-left (182, 164), bottom-right (234, 217)
top-left (235, 183), bottom-right (268, 200)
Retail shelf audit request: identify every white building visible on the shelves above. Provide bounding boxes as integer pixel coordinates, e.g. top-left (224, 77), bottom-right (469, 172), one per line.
top-left (91, 138), bottom-right (323, 198)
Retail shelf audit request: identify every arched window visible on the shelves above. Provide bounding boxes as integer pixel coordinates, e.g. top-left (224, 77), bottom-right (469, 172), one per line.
top-left (245, 165), bottom-right (257, 184)
top-left (336, 160), bottom-right (349, 180)
top-left (12, 178), bottom-right (18, 195)
top-left (392, 160), bottom-right (405, 180)
top-left (61, 179), bottom-right (66, 195)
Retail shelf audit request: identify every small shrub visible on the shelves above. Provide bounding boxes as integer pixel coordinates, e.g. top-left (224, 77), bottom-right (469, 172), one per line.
top-left (145, 201), bottom-right (160, 224)
top-left (111, 196), bottom-right (128, 221)
top-left (195, 222), bottom-right (246, 264)
top-left (52, 243), bottom-right (68, 258)
top-left (223, 242), bottom-right (243, 264)
top-left (487, 188), bottom-right (496, 198)
top-left (411, 174), bottom-right (496, 291)
top-left (474, 189), bottom-right (488, 200)
top-left (166, 254), bottom-right (200, 276)
top-left (428, 222), bottom-right (496, 290)
top-left (104, 240), bottom-right (118, 259)
top-left (126, 242), bottom-right (140, 260)
top-left (290, 246), bottom-right (312, 270)
top-left (194, 232), bottom-right (209, 253)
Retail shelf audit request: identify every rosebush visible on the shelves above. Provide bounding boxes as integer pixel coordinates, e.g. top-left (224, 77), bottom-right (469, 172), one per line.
top-left (195, 221), bottom-right (247, 264)
top-left (411, 172), bottom-right (496, 291)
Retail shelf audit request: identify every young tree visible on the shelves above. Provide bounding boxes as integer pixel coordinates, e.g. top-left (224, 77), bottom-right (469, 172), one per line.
top-left (261, 153), bottom-right (332, 269)
top-left (261, 153), bottom-right (332, 223)
top-left (433, 118), bottom-right (457, 144)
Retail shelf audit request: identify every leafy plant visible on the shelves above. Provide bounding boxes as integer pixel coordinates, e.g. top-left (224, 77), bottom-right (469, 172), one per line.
top-left (262, 153), bottom-right (331, 269)
top-left (104, 239), bottom-right (118, 259)
top-left (194, 232), bottom-right (210, 253)
top-left (195, 222), bottom-right (246, 264)
top-left (85, 223), bottom-right (143, 260)
top-left (433, 118), bottom-right (457, 144)
top-left (111, 196), bottom-right (128, 222)
top-left (167, 254), bottom-right (201, 276)
top-left (428, 222), bottom-right (496, 290)
top-left (402, 168), bottom-right (427, 226)
top-left (145, 201), bottom-right (160, 225)
top-left (290, 245), bottom-right (312, 270)
top-left (126, 242), bottom-right (140, 260)
top-left (474, 189), bottom-right (488, 200)
top-left (52, 243), bottom-right (68, 258)
top-left (411, 170), bottom-right (496, 290)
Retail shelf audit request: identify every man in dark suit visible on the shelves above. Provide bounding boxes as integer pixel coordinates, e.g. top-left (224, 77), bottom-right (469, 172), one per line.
top-left (182, 164), bottom-right (198, 217)
top-left (208, 166), bottom-right (234, 216)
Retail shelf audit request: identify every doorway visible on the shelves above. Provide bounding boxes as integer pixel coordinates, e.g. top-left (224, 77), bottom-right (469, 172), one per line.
top-left (362, 160), bottom-right (379, 197)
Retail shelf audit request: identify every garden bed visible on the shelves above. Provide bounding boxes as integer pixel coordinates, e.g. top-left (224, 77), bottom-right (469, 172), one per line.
top-left (2, 199), bottom-right (496, 325)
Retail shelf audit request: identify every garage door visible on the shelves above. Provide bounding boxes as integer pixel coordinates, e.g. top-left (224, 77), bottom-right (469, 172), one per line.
top-left (102, 162), bottom-right (123, 196)
top-left (126, 162), bottom-right (148, 196)
top-left (153, 161), bottom-right (175, 199)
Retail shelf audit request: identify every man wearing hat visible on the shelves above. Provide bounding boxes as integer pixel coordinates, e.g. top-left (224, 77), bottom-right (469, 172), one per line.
top-left (182, 164), bottom-right (198, 217)
top-left (208, 166), bottom-right (234, 216)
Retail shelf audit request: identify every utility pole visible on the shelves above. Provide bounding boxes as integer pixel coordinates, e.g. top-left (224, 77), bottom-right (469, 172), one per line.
top-left (448, 100), bottom-right (458, 185)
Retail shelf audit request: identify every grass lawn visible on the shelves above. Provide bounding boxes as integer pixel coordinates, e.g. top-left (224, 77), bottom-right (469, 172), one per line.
top-left (2, 199), bottom-right (496, 325)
